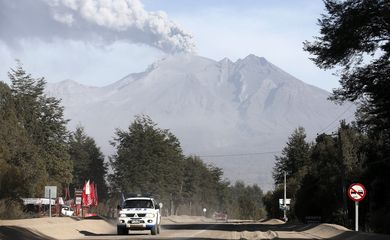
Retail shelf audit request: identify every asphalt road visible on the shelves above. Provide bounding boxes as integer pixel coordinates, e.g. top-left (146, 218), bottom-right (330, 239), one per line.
top-left (0, 222), bottom-right (301, 240)
top-left (2, 221), bottom-right (390, 240)
top-left (0, 226), bottom-right (49, 240)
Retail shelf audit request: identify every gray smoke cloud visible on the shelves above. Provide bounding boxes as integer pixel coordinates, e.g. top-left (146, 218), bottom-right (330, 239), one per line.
top-left (0, 0), bottom-right (196, 53)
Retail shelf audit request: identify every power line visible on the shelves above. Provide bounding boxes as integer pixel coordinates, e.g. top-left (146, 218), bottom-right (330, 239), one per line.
top-left (326, 111), bottom-right (357, 133)
top-left (196, 150), bottom-right (282, 158)
top-left (366, 157), bottom-right (390, 165)
top-left (320, 102), bottom-right (355, 133)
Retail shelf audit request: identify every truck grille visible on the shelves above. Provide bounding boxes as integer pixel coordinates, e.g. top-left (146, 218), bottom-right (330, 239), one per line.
top-left (126, 213), bottom-right (146, 217)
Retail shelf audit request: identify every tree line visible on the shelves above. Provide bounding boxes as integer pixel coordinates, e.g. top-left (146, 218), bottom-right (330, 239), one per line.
top-left (265, 124), bottom-right (365, 225)
top-left (265, 0), bottom-right (390, 233)
top-left (0, 63), bottom-right (108, 217)
top-left (0, 63), bottom-right (265, 220)
top-left (267, 121), bottom-right (389, 233)
top-left (108, 114), bottom-right (265, 219)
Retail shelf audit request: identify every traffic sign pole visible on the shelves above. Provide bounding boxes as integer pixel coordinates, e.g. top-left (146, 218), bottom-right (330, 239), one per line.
top-left (348, 183), bottom-right (366, 232)
top-left (355, 201), bottom-right (358, 231)
top-left (49, 189), bottom-right (52, 218)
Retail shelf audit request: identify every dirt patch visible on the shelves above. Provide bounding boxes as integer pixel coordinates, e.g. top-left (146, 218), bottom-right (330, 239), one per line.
top-left (2, 217), bottom-right (390, 240)
top-left (303, 224), bottom-right (390, 240)
top-left (162, 215), bottom-right (214, 224)
top-left (0, 215), bottom-right (211, 239)
top-left (0, 217), bottom-right (115, 239)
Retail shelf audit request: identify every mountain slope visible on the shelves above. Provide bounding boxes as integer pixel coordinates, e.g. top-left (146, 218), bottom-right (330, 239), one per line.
top-left (46, 54), bottom-right (353, 190)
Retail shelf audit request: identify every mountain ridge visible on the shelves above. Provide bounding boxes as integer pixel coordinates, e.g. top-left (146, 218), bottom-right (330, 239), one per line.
top-left (46, 53), bottom-right (353, 190)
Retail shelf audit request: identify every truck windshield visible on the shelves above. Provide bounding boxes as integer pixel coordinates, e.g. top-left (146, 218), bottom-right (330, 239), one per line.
top-left (124, 200), bottom-right (153, 209)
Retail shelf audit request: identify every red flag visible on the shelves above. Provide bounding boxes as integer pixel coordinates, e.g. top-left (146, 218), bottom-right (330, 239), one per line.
top-left (94, 183), bottom-right (99, 206)
top-left (82, 180), bottom-right (93, 206)
top-left (90, 181), bottom-right (95, 206)
top-left (82, 180), bottom-right (99, 207)
top-left (82, 181), bottom-right (87, 206)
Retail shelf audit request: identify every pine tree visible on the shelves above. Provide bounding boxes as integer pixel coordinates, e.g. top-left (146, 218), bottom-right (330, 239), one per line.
top-left (295, 133), bottom-right (340, 223)
top-left (8, 62), bottom-right (72, 190)
top-left (109, 115), bottom-right (184, 210)
top-left (0, 81), bottom-right (47, 198)
top-left (273, 127), bottom-right (311, 185)
top-left (69, 126), bottom-right (108, 200)
top-left (270, 127), bottom-right (311, 220)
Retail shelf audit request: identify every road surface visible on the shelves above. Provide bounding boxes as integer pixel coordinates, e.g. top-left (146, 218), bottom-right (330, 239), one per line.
top-left (1, 217), bottom-right (390, 240)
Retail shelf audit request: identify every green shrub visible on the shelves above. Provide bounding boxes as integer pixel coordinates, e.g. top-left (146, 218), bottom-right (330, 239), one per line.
top-left (0, 198), bottom-right (27, 219)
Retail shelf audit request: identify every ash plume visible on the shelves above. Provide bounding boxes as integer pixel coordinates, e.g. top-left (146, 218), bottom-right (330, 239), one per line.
top-left (0, 0), bottom-right (196, 53)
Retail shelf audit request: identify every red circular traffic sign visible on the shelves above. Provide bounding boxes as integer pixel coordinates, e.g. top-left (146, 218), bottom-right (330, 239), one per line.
top-left (348, 183), bottom-right (366, 202)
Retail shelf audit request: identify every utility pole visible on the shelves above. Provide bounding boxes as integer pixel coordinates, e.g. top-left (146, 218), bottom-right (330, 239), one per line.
top-left (283, 171), bottom-right (287, 222)
top-left (49, 189), bottom-right (52, 218)
top-left (170, 193), bottom-right (173, 216)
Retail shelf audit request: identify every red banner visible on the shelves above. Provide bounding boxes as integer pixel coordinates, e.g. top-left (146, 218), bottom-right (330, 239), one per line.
top-left (82, 180), bottom-right (97, 206)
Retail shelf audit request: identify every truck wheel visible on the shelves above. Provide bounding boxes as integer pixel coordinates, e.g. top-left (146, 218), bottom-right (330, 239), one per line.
top-left (157, 224), bottom-right (161, 234)
top-left (151, 225), bottom-right (157, 235)
top-left (117, 226), bottom-right (127, 235)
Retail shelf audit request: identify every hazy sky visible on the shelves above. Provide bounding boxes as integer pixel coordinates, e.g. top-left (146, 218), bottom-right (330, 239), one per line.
top-left (0, 0), bottom-right (339, 91)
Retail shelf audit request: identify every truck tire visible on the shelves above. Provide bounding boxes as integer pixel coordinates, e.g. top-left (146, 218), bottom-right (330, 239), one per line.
top-left (151, 225), bottom-right (157, 235)
top-left (117, 226), bottom-right (127, 235)
top-left (157, 224), bottom-right (161, 234)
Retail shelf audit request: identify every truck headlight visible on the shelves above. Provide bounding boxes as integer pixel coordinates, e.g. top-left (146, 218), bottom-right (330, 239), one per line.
top-left (120, 213), bottom-right (126, 218)
top-left (146, 213), bottom-right (155, 218)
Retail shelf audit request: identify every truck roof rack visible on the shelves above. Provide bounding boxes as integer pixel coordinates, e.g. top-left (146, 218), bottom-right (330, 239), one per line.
top-left (125, 192), bottom-right (154, 198)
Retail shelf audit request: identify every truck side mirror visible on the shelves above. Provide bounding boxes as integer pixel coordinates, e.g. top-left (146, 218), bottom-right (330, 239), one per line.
top-left (159, 203), bottom-right (163, 209)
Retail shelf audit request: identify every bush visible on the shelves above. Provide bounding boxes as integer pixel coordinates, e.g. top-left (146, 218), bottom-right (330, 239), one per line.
top-left (0, 198), bottom-right (27, 219)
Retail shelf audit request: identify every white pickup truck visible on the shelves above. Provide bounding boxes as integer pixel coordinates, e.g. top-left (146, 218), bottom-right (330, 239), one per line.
top-left (117, 197), bottom-right (161, 235)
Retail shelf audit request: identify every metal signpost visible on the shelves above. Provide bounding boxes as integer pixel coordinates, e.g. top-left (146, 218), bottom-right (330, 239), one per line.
top-left (44, 186), bottom-right (57, 218)
top-left (279, 198), bottom-right (291, 210)
top-left (75, 189), bottom-right (83, 216)
top-left (347, 183), bottom-right (366, 231)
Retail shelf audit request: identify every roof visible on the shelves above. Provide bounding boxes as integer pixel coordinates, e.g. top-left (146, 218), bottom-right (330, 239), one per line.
top-left (22, 198), bottom-right (55, 205)
top-left (125, 197), bottom-right (154, 201)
